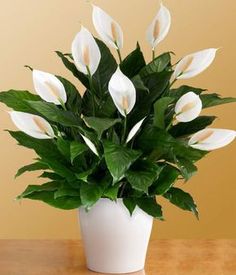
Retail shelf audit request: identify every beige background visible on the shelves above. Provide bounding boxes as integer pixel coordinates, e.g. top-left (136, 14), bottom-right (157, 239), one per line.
top-left (0, 0), bottom-right (235, 239)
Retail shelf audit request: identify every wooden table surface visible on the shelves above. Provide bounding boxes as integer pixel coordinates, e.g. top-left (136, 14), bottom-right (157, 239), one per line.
top-left (0, 240), bottom-right (235, 275)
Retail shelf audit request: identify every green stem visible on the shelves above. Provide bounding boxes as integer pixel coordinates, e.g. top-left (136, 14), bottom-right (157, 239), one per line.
top-left (152, 49), bottom-right (155, 61)
top-left (86, 66), bottom-right (96, 116)
top-left (169, 78), bottom-right (177, 89)
top-left (117, 48), bottom-right (122, 64)
top-left (121, 114), bottom-right (127, 144)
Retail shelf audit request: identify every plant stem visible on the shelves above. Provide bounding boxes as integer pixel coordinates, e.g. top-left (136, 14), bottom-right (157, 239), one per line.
top-left (86, 66), bottom-right (96, 116)
top-left (121, 114), bottom-right (127, 144)
top-left (117, 48), bottom-right (122, 64)
top-left (152, 49), bottom-right (155, 60)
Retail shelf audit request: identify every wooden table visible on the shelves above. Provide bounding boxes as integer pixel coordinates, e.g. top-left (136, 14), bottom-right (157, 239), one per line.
top-left (0, 240), bottom-right (235, 275)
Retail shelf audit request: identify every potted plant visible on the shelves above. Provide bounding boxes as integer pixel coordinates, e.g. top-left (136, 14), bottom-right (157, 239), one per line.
top-left (0, 3), bottom-right (235, 274)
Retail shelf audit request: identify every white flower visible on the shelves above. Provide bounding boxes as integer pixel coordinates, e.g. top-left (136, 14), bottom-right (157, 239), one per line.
top-left (32, 70), bottom-right (67, 106)
top-left (188, 128), bottom-right (236, 151)
top-left (80, 134), bottom-right (99, 156)
top-left (9, 111), bottom-right (55, 139)
top-left (175, 92), bottom-right (202, 123)
top-left (92, 5), bottom-right (123, 49)
top-left (108, 67), bottom-right (136, 116)
top-left (71, 26), bottom-right (101, 75)
top-left (126, 117), bottom-right (146, 143)
top-left (146, 3), bottom-right (171, 50)
top-left (172, 48), bottom-right (218, 80)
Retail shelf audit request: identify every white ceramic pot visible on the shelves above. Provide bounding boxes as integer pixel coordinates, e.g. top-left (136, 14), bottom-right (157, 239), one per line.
top-left (79, 198), bottom-right (153, 274)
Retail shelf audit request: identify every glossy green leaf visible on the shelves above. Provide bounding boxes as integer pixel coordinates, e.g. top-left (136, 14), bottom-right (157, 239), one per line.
top-left (126, 160), bottom-right (162, 193)
top-left (175, 158), bottom-right (197, 181)
top-left (150, 165), bottom-right (179, 195)
top-left (123, 198), bottom-right (136, 216)
top-left (27, 101), bottom-right (82, 127)
top-left (103, 141), bottom-right (141, 183)
top-left (136, 197), bottom-right (163, 220)
top-left (103, 184), bottom-right (120, 200)
top-left (170, 116), bottom-right (217, 137)
top-left (80, 182), bottom-right (103, 208)
top-left (15, 162), bottom-right (49, 178)
top-left (163, 187), bottom-right (199, 219)
top-left (200, 93), bottom-right (236, 108)
top-left (0, 90), bottom-right (40, 113)
top-left (70, 141), bottom-right (87, 163)
top-left (140, 52), bottom-right (171, 77)
top-left (56, 51), bottom-right (89, 88)
top-left (120, 43), bottom-right (146, 78)
top-left (83, 117), bottom-right (121, 139)
top-left (154, 97), bottom-right (174, 129)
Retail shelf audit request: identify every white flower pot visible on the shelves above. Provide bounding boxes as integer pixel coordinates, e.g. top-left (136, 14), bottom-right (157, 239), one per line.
top-left (78, 198), bottom-right (153, 274)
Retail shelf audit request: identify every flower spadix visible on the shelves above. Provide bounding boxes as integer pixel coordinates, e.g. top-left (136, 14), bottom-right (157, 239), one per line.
top-left (92, 5), bottom-right (123, 49)
top-left (175, 92), bottom-right (202, 123)
top-left (108, 67), bottom-right (136, 116)
top-left (71, 26), bottom-right (101, 75)
top-left (80, 134), bottom-right (99, 156)
top-left (33, 70), bottom-right (67, 105)
top-left (9, 111), bottom-right (55, 139)
top-left (146, 3), bottom-right (171, 50)
top-left (126, 117), bottom-right (146, 143)
top-left (172, 48), bottom-right (218, 80)
top-left (188, 128), bottom-right (236, 151)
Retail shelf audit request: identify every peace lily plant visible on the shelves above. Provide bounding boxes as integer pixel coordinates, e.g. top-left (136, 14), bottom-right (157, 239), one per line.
top-left (1, 3), bottom-right (236, 221)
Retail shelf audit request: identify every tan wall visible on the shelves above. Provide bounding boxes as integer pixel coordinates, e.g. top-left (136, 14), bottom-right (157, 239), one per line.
top-left (0, 0), bottom-right (235, 239)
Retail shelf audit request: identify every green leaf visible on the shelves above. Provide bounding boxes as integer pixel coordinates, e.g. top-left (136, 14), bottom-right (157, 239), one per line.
top-left (0, 90), bottom-right (40, 113)
top-left (54, 187), bottom-right (80, 199)
top-left (126, 160), bottom-right (162, 193)
top-left (39, 172), bottom-right (63, 181)
top-left (27, 101), bottom-right (82, 127)
top-left (93, 38), bottom-right (117, 90)
top-left (18, 182), bottom-right (60, 199)
top-left (154, 97), bottom-right (174, 129)
top-left (8, 131), bottom-right (62, 160)
top-left (140, 52), bottom-right (171, 77)
top-left (170, 116), bottom-right (217, 137)
top-left (83, 117), bottom-right (121, 139)
top-left (136, 197), bottom-right (163, 220)
top-left (103, 184), bottom-right (120, 200)
top-left (23, 191), bottom-right (82, 210)
top-left (200, 93), bottom-right (236, 108)
top-left (57, 138), bottom-right (70, 160)
top-left (40, 157), bottom-right (76, 181)
top-left (123, 198), bottom-right (136, 216)
top-left (15, 162), bottom-right (49, 178)
top-left (163, 187), bottom-right (199, 219)
top-left (80, 182), bottom-right (103, 208)
top-left (103, 141), bottom-right (141, 183)
top-left (175, 158), bottom-right (197, 181)
top-left (137, 127), bottom-right (207, 162)
top-left (56, 76), bottom-right (82, 114)
top-left (56, 51), bottom-right (89, 88)
top-left (168, 85), bottom-right (205, 98)
top-left (120, 43), bottom-right (146, 78)
top-left (150, 165), bottom-right (179, 195)
top-left (70, 141), bottom-right (87, 163)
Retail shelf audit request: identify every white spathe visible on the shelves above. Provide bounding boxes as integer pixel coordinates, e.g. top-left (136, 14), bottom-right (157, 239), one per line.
top-left (80, 134), bottom-right (99, 156)
top-left (175, 92), bottom-right (202, 122)
top-left (9, 111), bottom-right (55, 139)
top-left (188, 128), bottom-right (236, 151)
top-left (108, 67), bottom-right (136, 117)
top-left (33, 70), bottom-right (67, 105)
top-left (146, 3), bottom-right (171, 50)
top-left (172, 48), bottom-right (218, 80)
top-left (71, 26), bottom-right (101, 76)
top-left (126, 117), bottom-right (146, 143)
top-left (92, 5), bottom-right (123, 49)
top-left (79, 199), bottom-right (153, 273)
